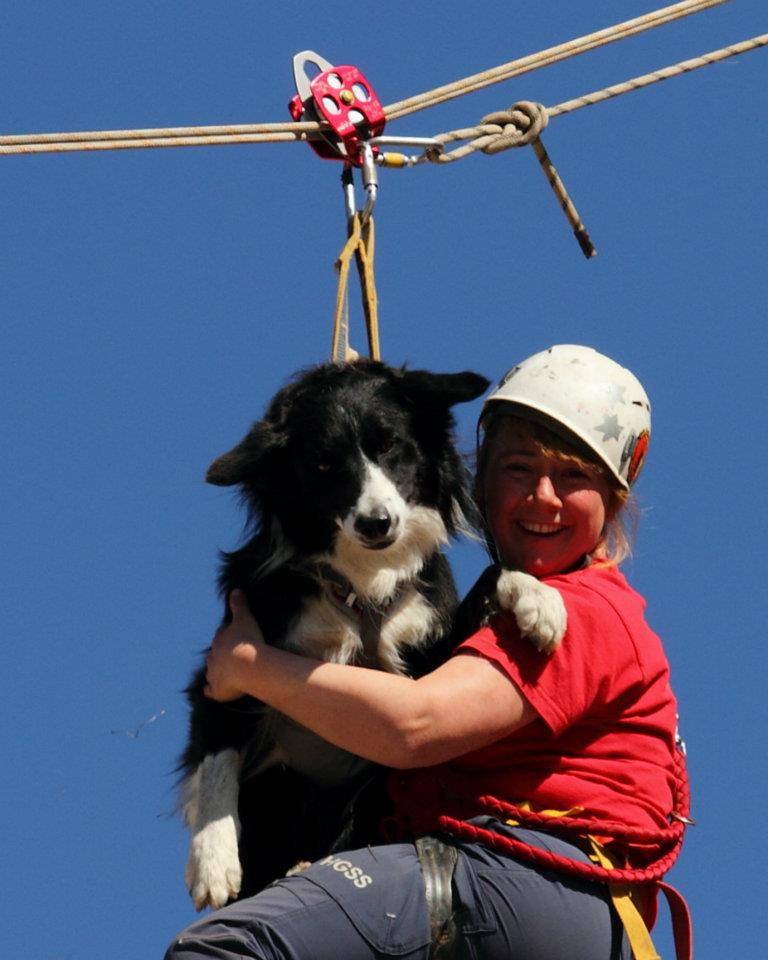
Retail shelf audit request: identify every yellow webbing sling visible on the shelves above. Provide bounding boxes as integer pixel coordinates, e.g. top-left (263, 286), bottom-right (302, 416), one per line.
top-left (589, 839), bottom-right (661, 960)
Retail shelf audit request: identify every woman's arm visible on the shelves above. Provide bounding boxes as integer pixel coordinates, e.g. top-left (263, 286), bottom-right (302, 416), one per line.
top-left (205, 590), bottom-right (536, 769)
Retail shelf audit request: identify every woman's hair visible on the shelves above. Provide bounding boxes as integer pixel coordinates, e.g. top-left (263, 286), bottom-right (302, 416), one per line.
top-left (475, 409), bottom-right (637, 566)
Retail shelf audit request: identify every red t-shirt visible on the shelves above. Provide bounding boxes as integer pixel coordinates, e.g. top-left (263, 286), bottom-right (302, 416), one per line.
top-left (389, 563), bottom-right (679, 848)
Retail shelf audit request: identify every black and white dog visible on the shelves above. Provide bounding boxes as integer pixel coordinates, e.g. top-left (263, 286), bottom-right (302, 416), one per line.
top-left (180, 359), bottom-right (566, 910)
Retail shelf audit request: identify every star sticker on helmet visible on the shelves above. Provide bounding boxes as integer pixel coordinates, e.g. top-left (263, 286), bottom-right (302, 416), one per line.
top-left (604, 382), bottom-right (627, 404)
top-left (596, 413), bottom-right (622, 442)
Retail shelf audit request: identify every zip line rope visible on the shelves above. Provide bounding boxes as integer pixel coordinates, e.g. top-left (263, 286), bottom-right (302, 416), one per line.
top-left (383, 0), bottom-right (732, 121)
top-left (2, 0), bottom-right (764, 357)
top-left (0, 33), bottom-right (764, 158)
top-left (423, 34), bottom-right (768, 163)
top-left (0, 0), bottom-right (758, 156)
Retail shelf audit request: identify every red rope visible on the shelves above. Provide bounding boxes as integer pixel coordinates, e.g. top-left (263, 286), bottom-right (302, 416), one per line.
top-left (437, 748), bottom-right (690, 886)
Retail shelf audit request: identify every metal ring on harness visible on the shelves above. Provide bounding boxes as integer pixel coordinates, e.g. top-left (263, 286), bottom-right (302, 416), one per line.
top-left (415, 836), bottom-right (459, 959)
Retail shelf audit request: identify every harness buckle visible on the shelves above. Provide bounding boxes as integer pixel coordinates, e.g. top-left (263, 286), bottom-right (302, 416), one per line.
top-left (415, 837), bottom-right (459, 959)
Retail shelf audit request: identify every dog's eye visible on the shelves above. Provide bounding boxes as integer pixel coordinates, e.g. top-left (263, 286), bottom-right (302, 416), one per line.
top-left (376, 433), bottom-right (396, 455)
top-left (317, 462), bottom-right (331, 473)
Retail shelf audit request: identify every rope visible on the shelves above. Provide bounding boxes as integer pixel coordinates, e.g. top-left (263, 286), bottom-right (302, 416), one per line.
top-left (437, 747), bottom-right (692, 887)
top-left (426, 35), bottom-right (768, 163)
top-left (550, 33), bottom-right (768, 117)
top-left (0, 1), bottom-right (747, 157)
top-left (438, 816), bottom-right (683, 884)
top-left (0, 120), bottom-right (319, 147)
top-left (426, 101), bottom-right (596, 256)
top-left (0, 131), bottom-right (314, 156)
top-left (331, 213), bottom-right (380, 362)
top-left (384, 0), bottom-right (731, 121)
top-left (416, 33), bottom-right (768, 257)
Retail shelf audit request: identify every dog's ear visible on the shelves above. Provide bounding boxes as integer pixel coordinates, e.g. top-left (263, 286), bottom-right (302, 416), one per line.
top-left (205, 422), bottom-right (280, 486)
top-left (398, 370), bottom-right (490, 408)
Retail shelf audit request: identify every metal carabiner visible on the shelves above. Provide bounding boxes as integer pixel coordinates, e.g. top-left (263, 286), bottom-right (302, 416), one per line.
top-left (368, 135), bottom-right (444, 166)
top-left (342, 141), bottom-right (378, 225)
top-left (340, 135), bottom-right (444, 223)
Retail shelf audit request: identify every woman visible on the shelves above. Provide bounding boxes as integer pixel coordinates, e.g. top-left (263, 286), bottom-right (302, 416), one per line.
top-left (166, 345), bottom-right (686, 960)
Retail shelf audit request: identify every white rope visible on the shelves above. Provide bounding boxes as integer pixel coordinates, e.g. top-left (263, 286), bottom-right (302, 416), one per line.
top-left (0, 0), bottom-right (741, 157)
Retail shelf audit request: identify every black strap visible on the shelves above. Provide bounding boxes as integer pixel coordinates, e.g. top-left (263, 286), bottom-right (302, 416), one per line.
top-left (416, 837), bottom-right (459, 959)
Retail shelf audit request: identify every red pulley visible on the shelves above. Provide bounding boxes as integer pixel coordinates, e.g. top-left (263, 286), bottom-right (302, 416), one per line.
top-left (289, 51), bottom-right (385, 166)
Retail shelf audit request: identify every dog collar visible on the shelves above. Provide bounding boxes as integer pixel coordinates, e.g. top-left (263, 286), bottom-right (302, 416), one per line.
top-left (314, 563), bottom-right (402, 668)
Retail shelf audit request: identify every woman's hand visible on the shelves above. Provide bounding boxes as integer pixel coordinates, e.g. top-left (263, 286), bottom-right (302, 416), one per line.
top-left (204, 590), bottom-right (264, 702)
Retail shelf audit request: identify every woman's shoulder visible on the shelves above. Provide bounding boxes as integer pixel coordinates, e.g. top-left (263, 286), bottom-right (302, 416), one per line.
top-left (544, 563), bottom-right (646, 627)
top-left (543, 563), bottom-right (667, 679)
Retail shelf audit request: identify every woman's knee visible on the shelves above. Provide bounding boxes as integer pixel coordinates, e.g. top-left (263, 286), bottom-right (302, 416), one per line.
top-left (164, 914), bottom-right (285, 960)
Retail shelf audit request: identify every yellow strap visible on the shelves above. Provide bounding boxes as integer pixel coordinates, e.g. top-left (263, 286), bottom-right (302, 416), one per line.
top-left (504, 800), bottom-right (583, 826)
top-left (501, 804), bottom-right (662, 960)
top-left (589, 839), bottom-right (661, 960)
top-left (331, 213), bottom-right (380, 362)
top-left (357, 215), bottom-right (380, 360)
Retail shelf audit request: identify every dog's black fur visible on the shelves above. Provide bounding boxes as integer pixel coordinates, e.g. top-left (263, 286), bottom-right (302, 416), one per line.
top-left (180, 359), bottom-right (490, 907)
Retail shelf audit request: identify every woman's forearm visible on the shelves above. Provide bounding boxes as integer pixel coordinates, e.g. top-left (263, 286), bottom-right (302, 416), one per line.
top-left (206, 591), bottom-right (533, 767)
top-left (232, 642), bottom-right (436, 767)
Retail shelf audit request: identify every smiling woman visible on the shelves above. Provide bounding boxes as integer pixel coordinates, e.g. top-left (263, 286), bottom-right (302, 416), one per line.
top-left (476, 344), bottom-right (648, 569)
top-left (479, 420), bottom-right (613, 575)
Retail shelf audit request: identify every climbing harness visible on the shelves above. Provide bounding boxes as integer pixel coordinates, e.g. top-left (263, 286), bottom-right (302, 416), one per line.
top-left (436, 743), bottom-right (693, 960)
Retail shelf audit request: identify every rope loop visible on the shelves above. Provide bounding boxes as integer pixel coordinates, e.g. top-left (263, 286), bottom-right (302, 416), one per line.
top-left (438, 747), bottom-right (691, 887)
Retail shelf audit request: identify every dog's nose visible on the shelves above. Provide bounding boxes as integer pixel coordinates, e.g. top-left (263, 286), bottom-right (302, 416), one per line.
top-left (354, 509), bottom-right (392, 543)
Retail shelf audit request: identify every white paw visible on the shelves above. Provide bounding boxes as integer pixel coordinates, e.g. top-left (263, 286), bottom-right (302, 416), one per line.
top-left (285, 860), bottom-right (311, 877)
top-left (185, 815), bottom-right (242, 911)
top-left (496, 570), bottom-right (567, 655)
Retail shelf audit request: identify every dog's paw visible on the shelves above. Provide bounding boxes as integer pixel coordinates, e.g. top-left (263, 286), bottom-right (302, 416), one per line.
top-left (285, 860), bottom-right (312, 877)
top-left (496, 569), bottom-right (567, 655)
top-left (185, 816), bottom-right (242, 911)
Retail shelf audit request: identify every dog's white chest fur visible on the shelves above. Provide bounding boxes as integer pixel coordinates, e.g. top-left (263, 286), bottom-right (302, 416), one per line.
top-left (285, 585), bottom-right (438, 672)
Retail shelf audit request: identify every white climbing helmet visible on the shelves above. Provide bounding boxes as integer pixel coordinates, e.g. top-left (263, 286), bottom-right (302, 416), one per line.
top-left (482, 344), bottom-right (651, 488)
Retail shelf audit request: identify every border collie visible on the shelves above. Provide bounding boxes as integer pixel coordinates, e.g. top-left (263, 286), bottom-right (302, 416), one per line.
top-left (180, 359), bottom-right (566, 910)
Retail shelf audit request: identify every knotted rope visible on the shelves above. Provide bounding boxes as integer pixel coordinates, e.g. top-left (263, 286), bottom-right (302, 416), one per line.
top-left (427, 102), bottom-right (595, 258)
top-left (426, 100), bottom-right (549, 161)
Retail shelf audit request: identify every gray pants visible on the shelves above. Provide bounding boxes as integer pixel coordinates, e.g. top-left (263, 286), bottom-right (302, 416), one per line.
top-left (165, 819), bottom-right (629, 960)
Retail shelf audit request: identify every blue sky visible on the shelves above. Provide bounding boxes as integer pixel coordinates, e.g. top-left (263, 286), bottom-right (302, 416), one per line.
top-left (1, 2), bottom-right (765, 957)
